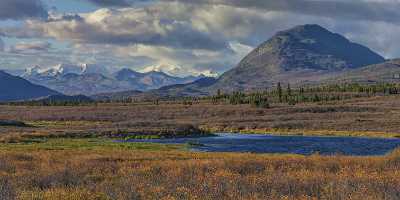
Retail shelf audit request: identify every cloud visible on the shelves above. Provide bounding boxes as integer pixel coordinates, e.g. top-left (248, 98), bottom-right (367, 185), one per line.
top-left (0, 38), bottom-right (4, 51)
top-left (85, 0), bottom-right (155, 7)
top-left (169, 0), bottom-right (400, 25)
top-left (19, 6), bottom-right (227, 50)
top-left (9, 41), bottom-right (51, 53)
top-left (86, 0), bottom-right (131, 7)
top-left (0, 0), bottom-right (48, 20)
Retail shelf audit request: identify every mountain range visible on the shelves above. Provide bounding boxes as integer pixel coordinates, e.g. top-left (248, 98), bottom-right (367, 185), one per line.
top-left (2, 24), bottom-right (400, 102)
top-left (22, 64), bottom-right (204, 95)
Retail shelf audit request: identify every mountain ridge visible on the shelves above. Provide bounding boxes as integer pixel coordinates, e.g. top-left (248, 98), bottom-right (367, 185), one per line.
top-left (22, 65), bottom-right (205, 95)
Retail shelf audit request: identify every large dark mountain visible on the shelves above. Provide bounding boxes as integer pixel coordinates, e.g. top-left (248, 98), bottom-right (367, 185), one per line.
top-left (132, 24), bottom-right (393, 98)
top-left (210, 24), bottom-right (385, 92)
top-left (0, 71), bottom-right (60, 102)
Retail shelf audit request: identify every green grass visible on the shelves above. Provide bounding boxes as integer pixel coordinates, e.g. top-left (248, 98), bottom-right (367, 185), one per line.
top-left (0, 138), bottom-right (184, 151)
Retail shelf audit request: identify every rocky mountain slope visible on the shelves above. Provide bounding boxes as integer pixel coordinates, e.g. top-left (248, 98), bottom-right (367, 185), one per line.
top-left (327, 59), bottom-right (400, 84)
top-left (210, 24), bottom-right (385, 92)
top-left (133, 77), bottom-right (217, 100)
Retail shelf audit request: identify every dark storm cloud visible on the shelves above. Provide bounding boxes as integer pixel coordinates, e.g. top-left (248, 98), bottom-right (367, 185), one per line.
top-left (47, 14), bottom-right (84, 22)
top-left (0, 0), bottom-right (48, 20)
top-left (86, 0), bottom-right (131, 7)
top-left (73, 26), bottom-right (228, 50)
top-left (169, 0), bottom-right (400, 24)
top-left (85, 0), bottom-right (152, 7)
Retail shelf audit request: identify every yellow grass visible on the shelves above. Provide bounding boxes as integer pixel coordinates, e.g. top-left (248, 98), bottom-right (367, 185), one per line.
top-left (0, 139), bottom-right (399, 200)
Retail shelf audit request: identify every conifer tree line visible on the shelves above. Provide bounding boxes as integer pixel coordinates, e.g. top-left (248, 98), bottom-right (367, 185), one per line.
top-left (209, 82), bottom-right (400, 107)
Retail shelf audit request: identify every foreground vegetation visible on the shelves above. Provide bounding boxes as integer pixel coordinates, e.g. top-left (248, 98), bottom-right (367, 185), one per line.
top-left (0, 138), bottom-right (399, 200)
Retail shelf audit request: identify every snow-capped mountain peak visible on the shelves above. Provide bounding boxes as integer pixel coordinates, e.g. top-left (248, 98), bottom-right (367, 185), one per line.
top-left (23, 63), bottom-right (110, 78)
top-left (23, 65), bottom-right (42, 77)
top-left (54, 63), bottom-right (84, 75)
top-left (24, 64), bottom-right (82, 78)
top-left (140, 63), bottom-right (219, 78)
top-left (81, 63), bottom-right (109, 75)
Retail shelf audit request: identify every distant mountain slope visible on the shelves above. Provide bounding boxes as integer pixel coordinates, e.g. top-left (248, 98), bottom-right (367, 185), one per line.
top-left (113, 69), bottom-right (201, 91)
top-left (0, 71), bottom-right (60, 102)
top-left (133, 77), bottom-right (217, 100)
top-left (327, 59), bottom-right (400, 84)
top-left (36, 94), bottom-right (93, 102)
top-left (211, 24), bottom-right (385, 92)
top-left (33, 73), bottom-right (133, 96)
top-left (7, 94), bottom-right (94, 105)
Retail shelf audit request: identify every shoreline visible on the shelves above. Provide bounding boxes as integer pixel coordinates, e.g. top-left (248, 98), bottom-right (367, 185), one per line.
top-left (201, 127), bottom-right (400, 139)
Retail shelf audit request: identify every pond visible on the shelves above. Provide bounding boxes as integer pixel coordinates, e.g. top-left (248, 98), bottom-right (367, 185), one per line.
top-left (123, 133), bottom-right (400, 156)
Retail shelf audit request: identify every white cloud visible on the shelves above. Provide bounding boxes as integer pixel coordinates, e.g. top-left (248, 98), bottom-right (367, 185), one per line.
top-left (0, 38), bottom-right (4, 51)
top-left (22, 5), bottom-right (227, 50)
top-left (10, 41), bottom-right (51, 53)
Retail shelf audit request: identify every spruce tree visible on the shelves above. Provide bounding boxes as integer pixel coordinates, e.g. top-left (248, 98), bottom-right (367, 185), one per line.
top-left (277, 82), bottom-right (283, 103)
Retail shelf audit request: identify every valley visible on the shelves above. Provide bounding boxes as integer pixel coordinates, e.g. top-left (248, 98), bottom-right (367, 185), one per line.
top-left (1, 94), bottom-right (400, 199)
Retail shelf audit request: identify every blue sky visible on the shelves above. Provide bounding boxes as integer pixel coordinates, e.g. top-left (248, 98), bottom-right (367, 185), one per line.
top-left (1, 0), bottom-right (400, 76)
top-left (44, 0), bottom-right (95, 12)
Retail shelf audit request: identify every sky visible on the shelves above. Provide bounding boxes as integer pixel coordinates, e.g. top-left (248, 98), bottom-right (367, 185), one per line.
top-left (0, 0), bottom-right (399, 77)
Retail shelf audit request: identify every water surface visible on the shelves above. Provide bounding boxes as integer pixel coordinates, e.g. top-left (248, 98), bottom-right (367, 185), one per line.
top-left (124, 133), bottom-right (400, 156)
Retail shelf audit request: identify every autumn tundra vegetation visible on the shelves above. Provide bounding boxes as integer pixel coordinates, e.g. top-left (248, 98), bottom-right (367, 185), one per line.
top-left (1, 82), bottom-right (400, 199)
top-left (1, 142), bottom-right (400, 200)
